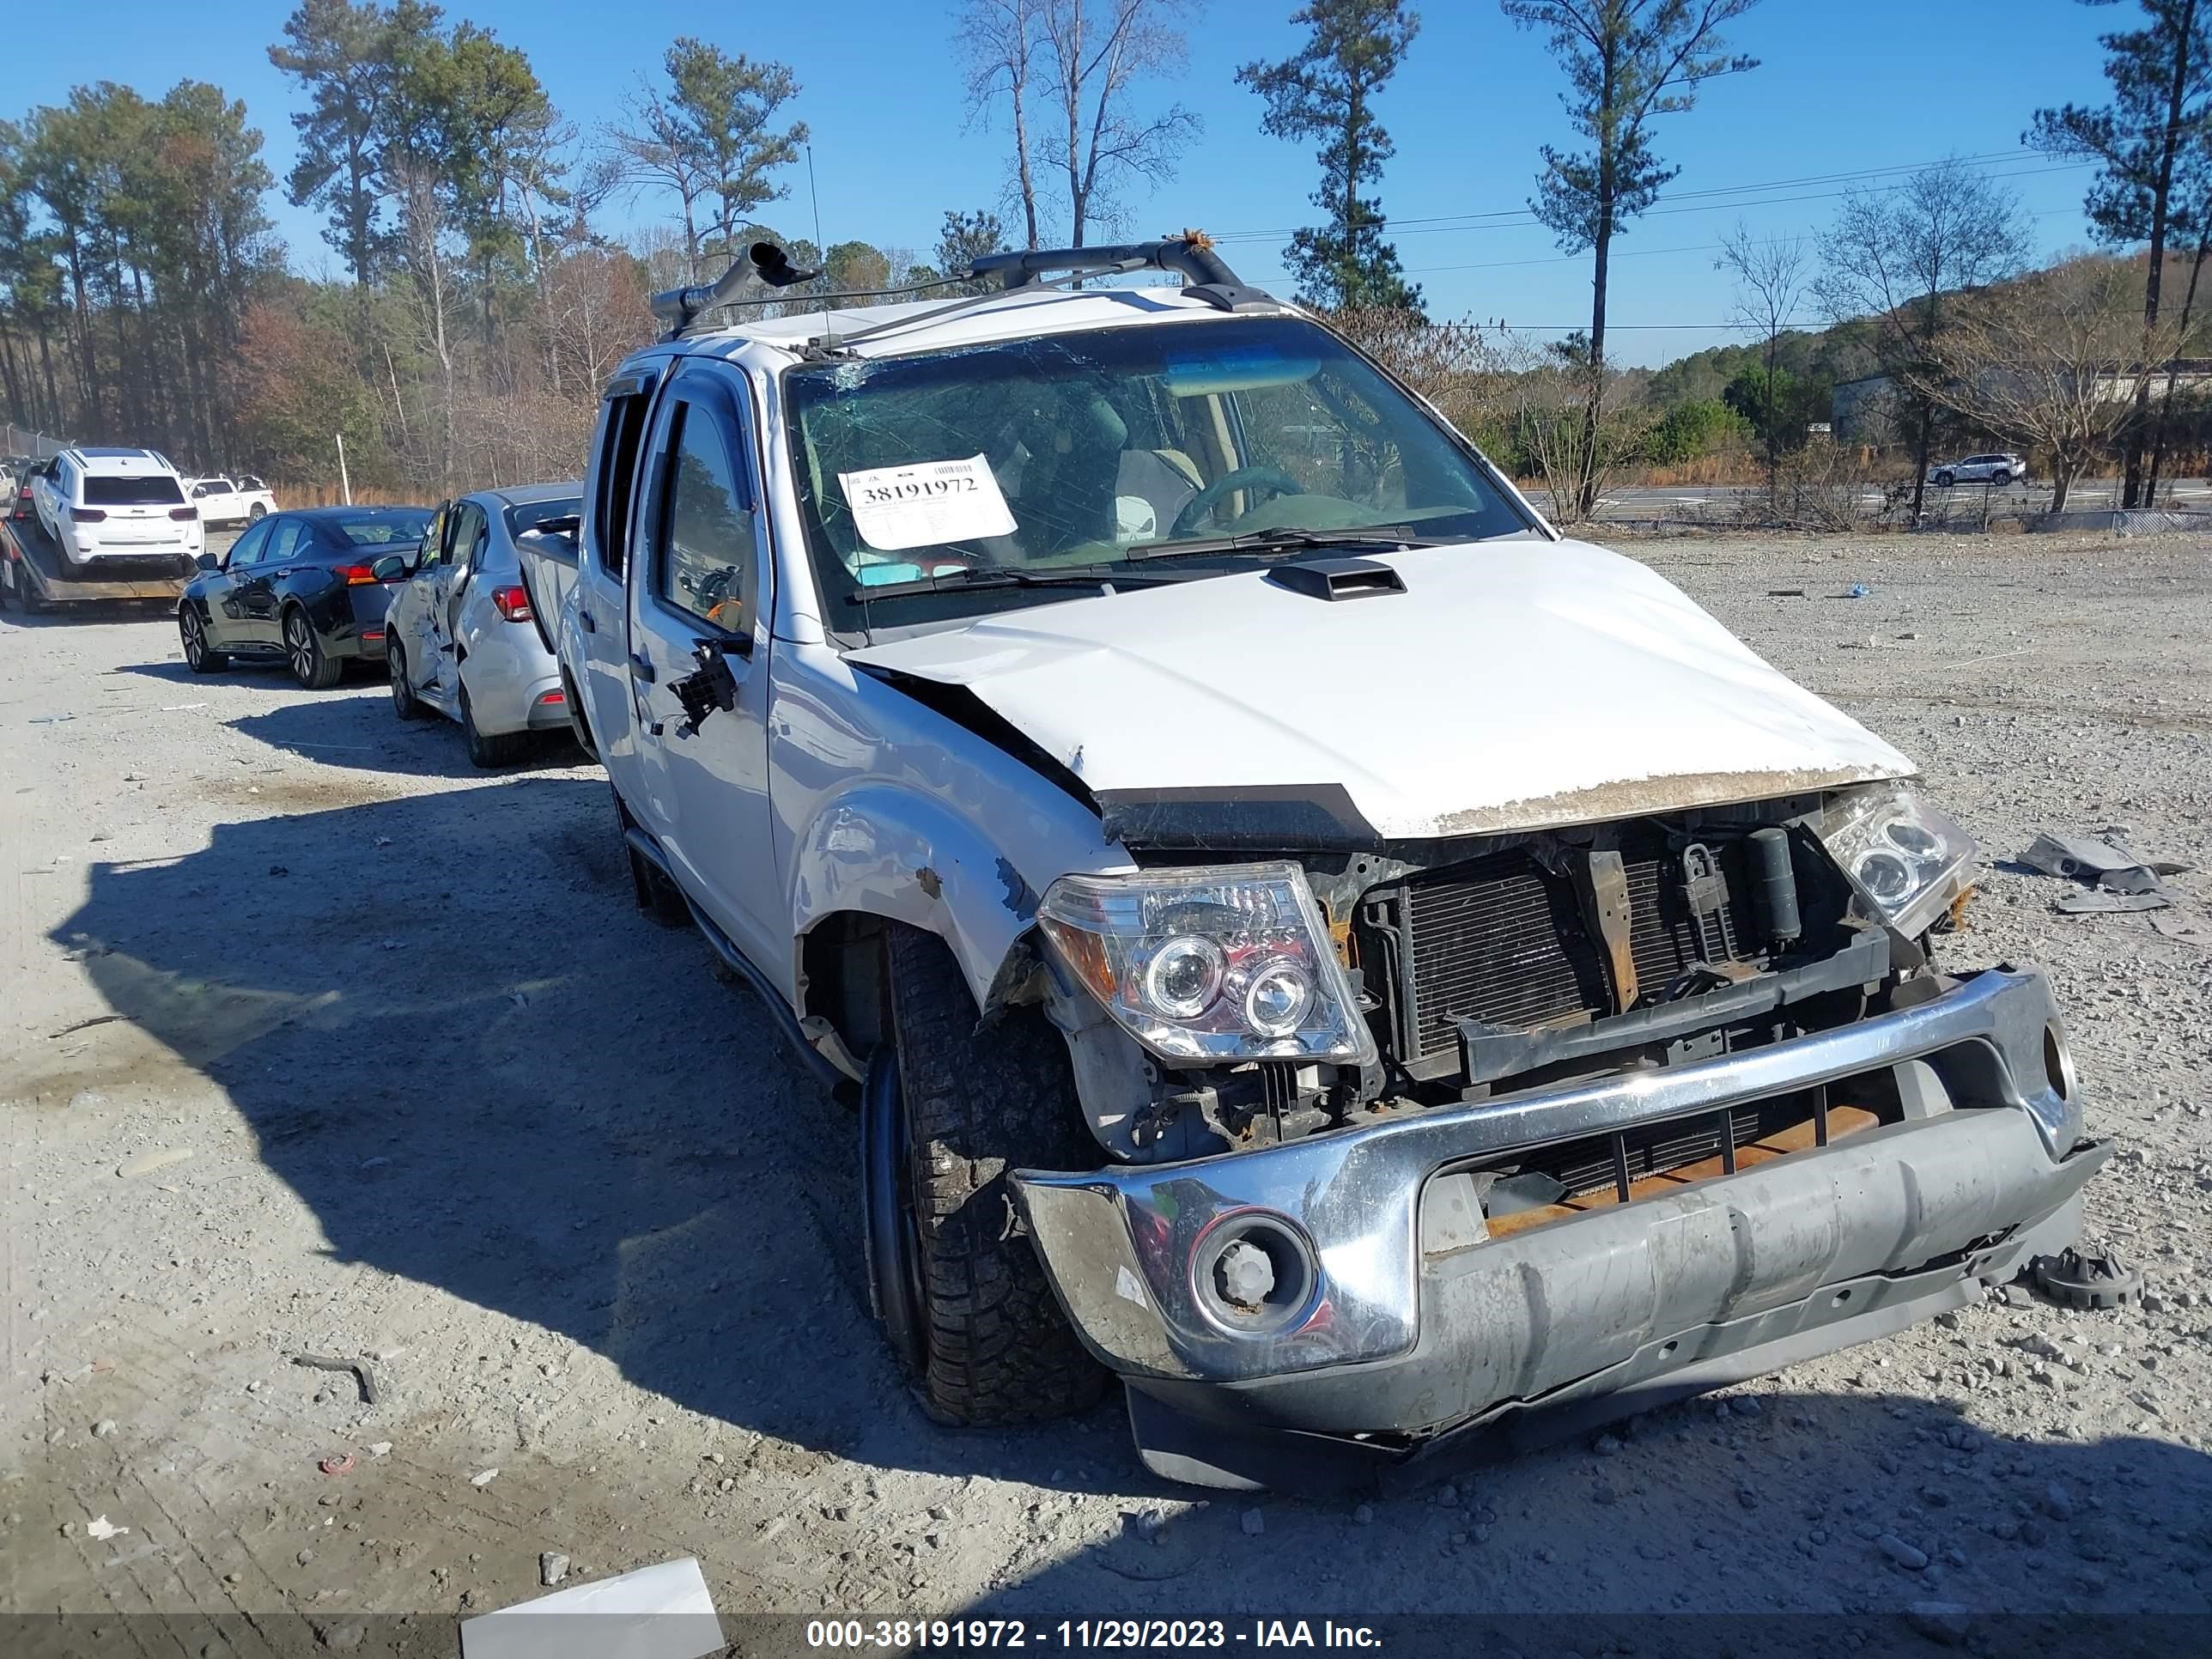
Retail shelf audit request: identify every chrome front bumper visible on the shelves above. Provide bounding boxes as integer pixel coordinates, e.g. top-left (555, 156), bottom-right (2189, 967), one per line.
top-left (1012, 965), bottom-right (2102, 1449)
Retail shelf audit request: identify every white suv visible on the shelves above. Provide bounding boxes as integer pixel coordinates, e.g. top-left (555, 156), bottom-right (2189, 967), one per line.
top-left (33, 447), bottom-right (203, 571)
top-left (1929, 452), bottom-right (2025, 487)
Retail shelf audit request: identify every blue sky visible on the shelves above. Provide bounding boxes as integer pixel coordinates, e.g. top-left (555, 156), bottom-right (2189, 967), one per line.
top-left (12, 0), bottom-right (2124, 366)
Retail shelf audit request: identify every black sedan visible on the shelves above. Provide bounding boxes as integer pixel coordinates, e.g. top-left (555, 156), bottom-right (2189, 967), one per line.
top-left (179, 505), bottom-right (434, 688)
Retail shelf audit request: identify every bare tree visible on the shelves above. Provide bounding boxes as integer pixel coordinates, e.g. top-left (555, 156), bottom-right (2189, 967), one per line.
top-left (1717, 221), bottom-right (1808, 514)
top-left (1903, 256), bottom-right (2172, 512)
top-left (1818, 159), bottom-right (2030, 523)
top-left (960, 0), bottom-right (1046, 249)
top-left (1037, 0), bottom-right (1200, 248)
top-left (606, 80), bottom-right (715, 281)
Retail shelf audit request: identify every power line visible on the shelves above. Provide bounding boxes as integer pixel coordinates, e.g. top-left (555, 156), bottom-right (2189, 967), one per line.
top-left (1206, 151), bottom-right (2093, 246)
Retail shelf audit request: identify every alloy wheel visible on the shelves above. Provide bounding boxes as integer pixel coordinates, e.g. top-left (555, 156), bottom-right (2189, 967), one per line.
top-left (287, 615), bottom-right (313, 682)
top-left (181, 611), bottom-right (204, 669)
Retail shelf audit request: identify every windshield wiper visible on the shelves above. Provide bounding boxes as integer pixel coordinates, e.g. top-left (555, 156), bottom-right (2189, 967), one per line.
top-left (1127, 525), bottom-right (1460, 561)
top-left (848, 562), bottom-right (1195, 603)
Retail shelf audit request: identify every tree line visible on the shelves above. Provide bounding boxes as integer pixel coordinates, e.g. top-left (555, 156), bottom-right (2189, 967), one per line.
top-left (2, 0), bottom-right (2209, 518)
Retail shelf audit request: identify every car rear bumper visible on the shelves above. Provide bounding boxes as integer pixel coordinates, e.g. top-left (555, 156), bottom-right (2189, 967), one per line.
top-left (1011, 964), bottom-right (2101, 1486)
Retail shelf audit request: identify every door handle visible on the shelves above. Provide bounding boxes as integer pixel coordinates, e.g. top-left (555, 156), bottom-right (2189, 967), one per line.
top-left (579, 609), bottom-right (597, 634)
top-left (629, 653), bottom-right (656, 684)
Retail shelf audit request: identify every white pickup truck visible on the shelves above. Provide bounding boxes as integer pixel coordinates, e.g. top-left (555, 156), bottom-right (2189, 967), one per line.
top-left (557, 236), bottom-right (2105, 1490)
top-left (187, 475), bottom-right (276, 527)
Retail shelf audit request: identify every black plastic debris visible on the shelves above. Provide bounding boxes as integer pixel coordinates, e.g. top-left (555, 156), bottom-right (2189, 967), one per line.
top-left (2021, 830), bottom-right (2193, 915)
top-left (2031, 1244), bottom-right (2144, 1310)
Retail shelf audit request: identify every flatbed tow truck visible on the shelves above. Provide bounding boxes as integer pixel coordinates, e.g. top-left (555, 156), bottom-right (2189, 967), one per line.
top-left (0, 513), bottom-right (191, 614)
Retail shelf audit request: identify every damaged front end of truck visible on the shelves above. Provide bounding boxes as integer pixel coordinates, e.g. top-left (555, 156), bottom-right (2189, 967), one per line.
top-left (1003, 778), bottom-right (2103, 1489)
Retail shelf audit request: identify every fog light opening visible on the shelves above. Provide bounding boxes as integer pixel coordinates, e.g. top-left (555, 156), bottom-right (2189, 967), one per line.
top-left (1191, 1214), bottom-right (1316, 1335)
top-left (2042, 1023), bottom-right (2076, 1103)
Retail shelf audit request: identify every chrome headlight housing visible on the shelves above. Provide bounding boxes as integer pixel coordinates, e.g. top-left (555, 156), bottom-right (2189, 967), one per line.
top-left (1814, 782), bottom-right (1977, 938)
top-left (1037, 863), bottom-right (1376, 1066)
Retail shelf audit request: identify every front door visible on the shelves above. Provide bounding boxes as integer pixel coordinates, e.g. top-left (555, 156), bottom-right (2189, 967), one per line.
top-left (427, 501), bottom-right (487, 700)
top-left (626, 363), bottom-right (781, 981)
top-left (576, 366), bottom-right (663, 772)
top-left (234, 517), bottom-right (306, 647)
top-left (202, 515), bottom-right (273, 651)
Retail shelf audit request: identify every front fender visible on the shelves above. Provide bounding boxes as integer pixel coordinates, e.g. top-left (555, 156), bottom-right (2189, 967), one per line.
top-left (790, 782), bottom-right (1053, 1016)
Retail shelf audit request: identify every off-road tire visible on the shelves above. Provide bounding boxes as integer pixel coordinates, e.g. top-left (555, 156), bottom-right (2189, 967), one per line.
top-left (883, 924), bottom-right (1108, 1425)
top-left (285, 608), bottom-right (343, 689)
top-left (388, 642), bottom-right (428, 719)
top-left (460, 682), bottom-right (529, 768)
top-left (180, 607), bottom-right (228, 672)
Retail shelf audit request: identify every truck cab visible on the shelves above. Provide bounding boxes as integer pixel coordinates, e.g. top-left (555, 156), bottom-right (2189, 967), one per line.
top-left (560, 238), bottom-right (2103, 1489)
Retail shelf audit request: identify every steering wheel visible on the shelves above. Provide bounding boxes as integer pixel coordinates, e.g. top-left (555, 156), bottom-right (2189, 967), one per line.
top-left (1168, 465), bottom-right (1307, 538)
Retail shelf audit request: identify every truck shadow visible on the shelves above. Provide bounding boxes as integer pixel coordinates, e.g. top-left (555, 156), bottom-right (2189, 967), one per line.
top-left (48, 781), bottom-right (2212, 1612)
top-left (965, 1394), bottom-right (2212, 1628)
top-left (49, 777), bottom-right (1124, 1490)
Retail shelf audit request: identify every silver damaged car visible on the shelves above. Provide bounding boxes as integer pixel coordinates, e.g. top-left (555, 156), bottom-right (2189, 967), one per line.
top-left (386, 482), bottom-right (583, 765)
top-left (558, 237), bottom-right (2106, 1489)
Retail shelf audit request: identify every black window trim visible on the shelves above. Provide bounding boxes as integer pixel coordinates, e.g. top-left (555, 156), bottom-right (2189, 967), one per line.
top-left (641, 367), bottom-right (764, 648)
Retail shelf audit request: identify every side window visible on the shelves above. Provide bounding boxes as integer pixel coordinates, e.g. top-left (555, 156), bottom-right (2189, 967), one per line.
top-left (265, 520), bottom-right (308, 564)
top-left (447, 503), bottom-right (487, 573)
top-left (591, 391), bottom-right (655, 583)
top-left (227, 519), bottom-right (275, 567)
top-left (653, 400), bottom-right (756, 636)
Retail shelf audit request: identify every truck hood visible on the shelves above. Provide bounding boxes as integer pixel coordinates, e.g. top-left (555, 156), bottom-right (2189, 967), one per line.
top-left (848, 538), bottom-right (1916, 846)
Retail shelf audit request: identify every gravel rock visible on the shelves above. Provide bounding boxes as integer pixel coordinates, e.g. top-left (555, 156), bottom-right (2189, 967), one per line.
top-left (1240, 1509), bottom-right (1265, 1537)
top-left (1877, 1534), bottom-right (1929, 1571)
top-left (1905, 1602), bottom-right (1972, 1646)
top-left (2045, 1481), bottom-right (2077, 1521)
top-left (539, 1553), bottom-right (569, 1587)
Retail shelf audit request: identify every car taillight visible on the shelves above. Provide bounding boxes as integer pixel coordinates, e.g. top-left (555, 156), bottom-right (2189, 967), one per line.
top-left (71, 507), bottom-right (106, 523)
top-left (490, 585), bottom-right (532, 622)
top-left (337, 564), bottom-right (380, 585)
top-left (169, 507), bottom-right (198, 521)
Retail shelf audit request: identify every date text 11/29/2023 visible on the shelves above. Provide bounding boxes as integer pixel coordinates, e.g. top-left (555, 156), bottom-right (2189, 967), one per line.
top-left (804, 1620), bottom-right (1384, 1650)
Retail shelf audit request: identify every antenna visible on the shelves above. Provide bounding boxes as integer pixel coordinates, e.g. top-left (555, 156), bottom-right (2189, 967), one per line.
top-left (805, 143), bottom-right (827, 320)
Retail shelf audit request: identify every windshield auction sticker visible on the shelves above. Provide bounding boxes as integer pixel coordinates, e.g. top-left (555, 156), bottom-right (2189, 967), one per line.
top-left (837, 455), bottom-right (1017, 552)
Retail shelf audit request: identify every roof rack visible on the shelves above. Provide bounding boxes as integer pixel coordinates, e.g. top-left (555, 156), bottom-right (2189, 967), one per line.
top-left (652, 230), bottom-right (1278, 344)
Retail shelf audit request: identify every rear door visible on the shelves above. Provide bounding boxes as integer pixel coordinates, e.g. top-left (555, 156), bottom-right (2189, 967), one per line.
top-left (576, 363), bottom-right (665, 769)
top-left (625, 362), bottom-right (781, 975)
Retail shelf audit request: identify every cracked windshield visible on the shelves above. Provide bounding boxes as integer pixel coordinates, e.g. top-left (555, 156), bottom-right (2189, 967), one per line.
top-left (787, 315), bottom-right (1531, 627)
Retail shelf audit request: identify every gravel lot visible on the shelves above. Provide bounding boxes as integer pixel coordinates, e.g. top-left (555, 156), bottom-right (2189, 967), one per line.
top-left (4, 529), bottom-right (2211, 1651)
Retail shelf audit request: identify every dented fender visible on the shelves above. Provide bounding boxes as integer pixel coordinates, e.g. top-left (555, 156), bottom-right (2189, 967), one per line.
top-left (773, 638), bottom-right (1135, 1021)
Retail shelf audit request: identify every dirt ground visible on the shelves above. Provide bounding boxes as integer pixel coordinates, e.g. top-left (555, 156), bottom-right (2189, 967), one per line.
top-left (4, 529), bottom-right (2211, 1655)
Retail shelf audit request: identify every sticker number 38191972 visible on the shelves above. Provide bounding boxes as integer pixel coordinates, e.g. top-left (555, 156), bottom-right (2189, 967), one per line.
top-left (837, 454), bottom-right (1018, 552)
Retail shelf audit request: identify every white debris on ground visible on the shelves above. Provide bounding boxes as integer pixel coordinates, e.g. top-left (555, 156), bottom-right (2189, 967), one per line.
top-left (3, 529), bottom-right (2209, 1635)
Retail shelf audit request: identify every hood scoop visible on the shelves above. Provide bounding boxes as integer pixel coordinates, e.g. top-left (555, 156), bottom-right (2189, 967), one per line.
top-left (1264, 556), bottom-right (1407, 601)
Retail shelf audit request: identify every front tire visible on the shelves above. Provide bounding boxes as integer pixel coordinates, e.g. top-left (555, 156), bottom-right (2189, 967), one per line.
top-left (388, 641), bottom-right (428, 720)
top-left (285, 608), bottom-right (343, 689)
top-left (180, 607), bottom-right (228, 672)
top-left (1934, 471), bottom-right (1955, 488)
top-left (869, 925), bottom-right (1107, 1425)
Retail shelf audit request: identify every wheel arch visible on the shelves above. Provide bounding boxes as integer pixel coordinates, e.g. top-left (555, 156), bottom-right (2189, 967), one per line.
top-left (788, 784), bottom-right (1073, 1080)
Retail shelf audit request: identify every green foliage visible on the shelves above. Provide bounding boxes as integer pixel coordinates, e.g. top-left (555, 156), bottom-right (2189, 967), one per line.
top-left (1502, 0), bottom-right (1760, 265)
top-left (1647, 398), bottom-right (1749, 465)
top-left (1722, 363), bottom-right (1826, 454)
top-left (664, 38), bottom-right (807, 253)
top-left (1237, 1), bottom-right (1424, 314)
top-left (935, 209), bottom-right (1008, 294)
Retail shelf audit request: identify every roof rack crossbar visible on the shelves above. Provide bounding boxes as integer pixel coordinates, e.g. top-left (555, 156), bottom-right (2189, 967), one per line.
top-left (971, 235), bottom-right (1240, 291)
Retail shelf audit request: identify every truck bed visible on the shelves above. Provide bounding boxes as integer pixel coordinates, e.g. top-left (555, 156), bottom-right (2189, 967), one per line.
top-left (1, 516), bottom-right (191, 611)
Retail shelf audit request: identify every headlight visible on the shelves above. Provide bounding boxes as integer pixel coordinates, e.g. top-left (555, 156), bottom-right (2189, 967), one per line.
top-left (1814, 782), bottom-right (1977, 938)
top-left (1036, 863), bottom-right (1376, 1065)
